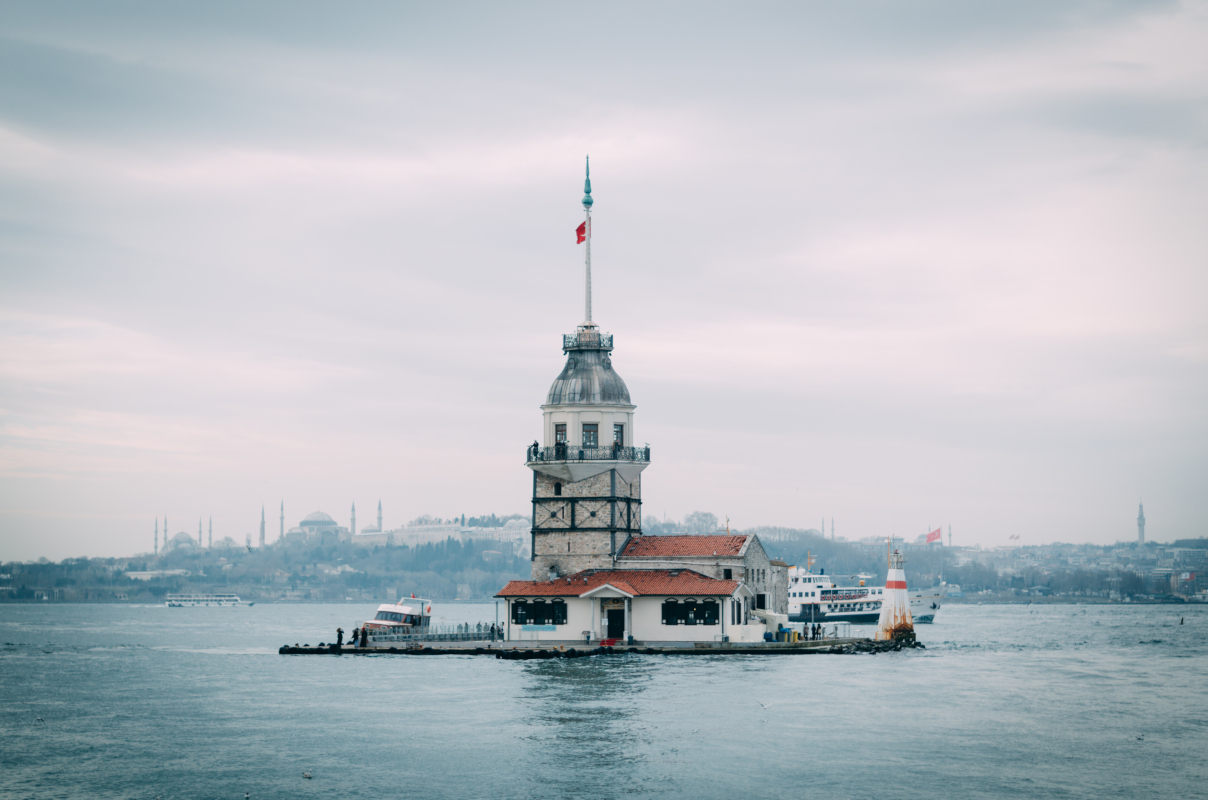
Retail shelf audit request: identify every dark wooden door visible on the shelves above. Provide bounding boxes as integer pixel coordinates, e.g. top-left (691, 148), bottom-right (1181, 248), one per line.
top-left (606, 609), bottom-right (625, 638)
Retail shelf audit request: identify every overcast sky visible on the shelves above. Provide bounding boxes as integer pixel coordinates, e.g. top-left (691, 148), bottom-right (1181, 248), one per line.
top-left (1, 1), bottom-right (1205, 560)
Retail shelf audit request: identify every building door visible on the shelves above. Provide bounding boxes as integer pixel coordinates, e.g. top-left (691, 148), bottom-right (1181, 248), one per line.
top-left (607, 609), bottom-right (625, 639)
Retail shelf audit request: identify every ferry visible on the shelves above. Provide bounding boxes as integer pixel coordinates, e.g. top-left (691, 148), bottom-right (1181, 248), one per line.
top-left (786, 566), bottom-right (944, 624)
top-left (362, 597), bottom-right (433, 635)
top-left (164, 593), bottom-right (251, 607)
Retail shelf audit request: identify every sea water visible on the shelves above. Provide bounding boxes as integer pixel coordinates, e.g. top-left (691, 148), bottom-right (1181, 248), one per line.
top-left (1, 603), bottom-right (1204, 799)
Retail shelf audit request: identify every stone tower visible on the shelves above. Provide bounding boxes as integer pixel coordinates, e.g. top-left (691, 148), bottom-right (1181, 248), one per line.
top-left (527, 159), bottom-right (649, 581)
top-left (1137, 502), bottom-right (1146, 545)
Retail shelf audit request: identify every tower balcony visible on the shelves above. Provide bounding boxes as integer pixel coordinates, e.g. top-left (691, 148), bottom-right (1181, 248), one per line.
top-left (563, 331), bottom-right (613, 351)
top-left (527, 443), bottom-right (650, 464)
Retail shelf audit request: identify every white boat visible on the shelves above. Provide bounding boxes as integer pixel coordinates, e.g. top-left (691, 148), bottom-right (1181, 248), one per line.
top-left (362, 597), bottom-right (433, 635)
top-left (164, 593), bottom-right (251, 607)
top-left (786, 566), bottom-right (944, 624)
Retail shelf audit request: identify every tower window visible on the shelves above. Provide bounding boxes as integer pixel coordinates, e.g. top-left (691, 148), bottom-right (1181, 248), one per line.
top-left (555, 424), bottom-right (567, 444)
top-left (582, 423), bottom-right (598, 447)
top-left (554, 482), bottom-right (562, 496)
top-left (613, 423), bottom-right (624, 446)
top-left (723, 569), bottom-right (732, 580)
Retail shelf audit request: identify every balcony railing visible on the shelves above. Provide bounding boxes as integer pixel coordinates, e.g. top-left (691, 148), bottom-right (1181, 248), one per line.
top-left (527, 444), bottom-right (651, 463)
top-left (563, 332), bottom-right (613, 351)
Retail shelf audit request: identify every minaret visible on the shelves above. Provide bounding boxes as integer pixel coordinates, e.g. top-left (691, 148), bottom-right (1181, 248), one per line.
top-left (259, 506), bottom-right (266, 548)
top-left (198, 518), bottom-right (203, 545)
top-left (208, 517), bottom-right (212, 548)
top-left (154, 518), bottom-right (159, 556)
top-left (527, 160), bottom-right (647, 581)
top-left (830, 518), bottom-right (834, 540)
top-left (351, 503), bottom-right (356, 537)
top-left (279, 501), bottom-right (284, 542)
top-left (377, 500), bottom-right (382, 532)
top-left (1137, 502), bottom-right (1146, 545)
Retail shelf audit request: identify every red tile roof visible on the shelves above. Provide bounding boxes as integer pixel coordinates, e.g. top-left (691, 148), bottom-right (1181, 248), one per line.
top-left (619, 535), bottom-right (750, 558)
top-left (495, 569), bottom-right (739, 598)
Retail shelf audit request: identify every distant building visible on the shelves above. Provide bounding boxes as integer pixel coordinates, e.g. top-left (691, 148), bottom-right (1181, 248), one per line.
top-left (283, 511), bottom-right (350, 543)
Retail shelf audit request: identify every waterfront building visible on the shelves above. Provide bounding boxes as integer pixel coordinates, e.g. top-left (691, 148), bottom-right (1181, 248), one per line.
top-left (496, 161), bottom-right (784, 644)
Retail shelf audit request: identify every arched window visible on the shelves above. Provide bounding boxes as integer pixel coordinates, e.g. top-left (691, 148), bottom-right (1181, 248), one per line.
top-left (554, 482), bottom-right (562, 496)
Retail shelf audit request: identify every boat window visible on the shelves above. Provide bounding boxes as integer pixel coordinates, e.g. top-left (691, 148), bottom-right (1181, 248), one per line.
top-left (662, 599), bottom-right (719, 625)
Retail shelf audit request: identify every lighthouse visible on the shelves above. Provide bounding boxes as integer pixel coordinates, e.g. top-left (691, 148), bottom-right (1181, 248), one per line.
top-left (875, 546), bottom-right (915, 642)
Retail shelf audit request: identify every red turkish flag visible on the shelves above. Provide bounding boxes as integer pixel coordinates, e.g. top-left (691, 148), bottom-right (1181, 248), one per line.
top-left (926, 527), bottom-right (942, 544)
top-left (576, 221), bottom-right (587, 244)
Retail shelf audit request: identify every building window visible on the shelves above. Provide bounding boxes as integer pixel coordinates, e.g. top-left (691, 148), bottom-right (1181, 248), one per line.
top-left (756, 593), bottom-right (766, 610)
top-left (511, 599), bottom-right (567, 625)
top-left (613, 423), bottom-right (624, 446)
top-left (554, 482), bottom-right (562, 496)
top-left (723, 568), bottom-right (732, 580)
top-left (555, 424), bottom-right (567, 444)
top-left (661, 598), bottom-right (719, 625)
top-left (582, 423), bottom-right (598, 447)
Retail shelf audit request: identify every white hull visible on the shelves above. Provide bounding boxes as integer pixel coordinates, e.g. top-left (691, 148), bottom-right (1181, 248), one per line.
top-left (165, 594), bottom-right (250, 607)
top-left (790, 589), bottom-right (943, 624)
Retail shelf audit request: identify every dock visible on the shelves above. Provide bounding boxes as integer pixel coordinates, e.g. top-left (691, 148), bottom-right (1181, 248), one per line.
top-left (278, 637), bottom-right (923, 658)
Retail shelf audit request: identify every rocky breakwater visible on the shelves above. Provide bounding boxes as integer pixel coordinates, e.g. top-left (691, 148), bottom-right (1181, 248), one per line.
top-left (827, 639), bottom-right (925, 654)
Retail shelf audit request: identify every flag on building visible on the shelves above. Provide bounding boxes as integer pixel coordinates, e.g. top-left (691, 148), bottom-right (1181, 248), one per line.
top-left (926, 527), bottom-right (942, 544)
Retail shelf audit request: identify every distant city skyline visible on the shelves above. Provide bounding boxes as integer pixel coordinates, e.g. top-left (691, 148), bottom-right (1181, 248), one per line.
top-left (2, 4), bottom-right (1205, 560)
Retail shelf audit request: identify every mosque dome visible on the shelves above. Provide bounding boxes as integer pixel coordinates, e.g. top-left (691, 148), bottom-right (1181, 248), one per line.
top-left (300, 511), bottom-right (338, 528)
top-left (546, 341), bottom-right (631, 406)
top-left (170, 531), bottom-right (196, 547)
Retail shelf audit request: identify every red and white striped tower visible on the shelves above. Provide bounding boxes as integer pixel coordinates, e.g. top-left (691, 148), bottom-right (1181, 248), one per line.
top-left (875, 546), bottom-right (915, 642)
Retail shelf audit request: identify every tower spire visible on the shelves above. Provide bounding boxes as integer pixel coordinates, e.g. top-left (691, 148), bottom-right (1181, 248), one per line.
top-left (582, 155), bottom-right (594, 327)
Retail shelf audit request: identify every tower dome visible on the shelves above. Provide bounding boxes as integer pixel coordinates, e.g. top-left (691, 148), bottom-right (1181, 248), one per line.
top-left (546, 336), bottom-right (630, 405)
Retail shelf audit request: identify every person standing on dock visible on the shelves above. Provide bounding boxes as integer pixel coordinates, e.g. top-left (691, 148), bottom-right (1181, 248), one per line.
top-left (336, 628), bottom-right (344, 646)
top-left (350, 626), bottom-right (359, 647)
top-left (360, 626), bottom-right (368, 647)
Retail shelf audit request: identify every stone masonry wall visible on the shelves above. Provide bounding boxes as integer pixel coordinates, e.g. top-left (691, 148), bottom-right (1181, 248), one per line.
top-left (532, 530), bottom-right (614, 580)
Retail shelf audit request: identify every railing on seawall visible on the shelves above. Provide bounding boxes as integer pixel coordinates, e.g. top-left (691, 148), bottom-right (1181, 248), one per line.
top-left (369, 631), bottom-right (502, 643)
top-left (368, 623), bottom-right (503, 644)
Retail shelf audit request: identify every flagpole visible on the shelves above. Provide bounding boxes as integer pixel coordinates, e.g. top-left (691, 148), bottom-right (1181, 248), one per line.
top-left (582, 155), bottom-right (593, 327)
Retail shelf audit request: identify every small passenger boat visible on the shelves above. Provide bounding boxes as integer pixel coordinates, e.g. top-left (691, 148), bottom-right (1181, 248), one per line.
top-left (165, 593), bottom-right (251, 607)
top-left (362, 597), bottom-right (432, 635)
